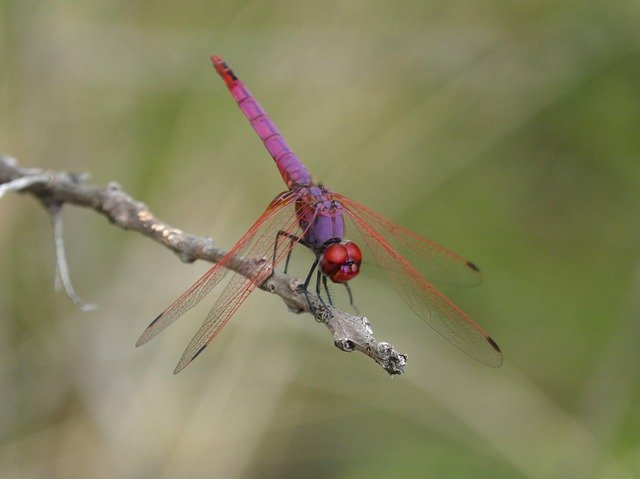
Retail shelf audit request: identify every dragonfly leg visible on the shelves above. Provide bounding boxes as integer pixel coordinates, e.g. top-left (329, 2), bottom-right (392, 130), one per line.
top-left (302, 257), bottom-right (322, 315)
top-left (315, 269), bottom-right (330, 310)
top-left (275, 230), bottom-right (305, 274)
top-left (342, 282), bottom-right (360, 315)
top-left (261, 230), bottom-right (303, 288)
top-left (321, 274), bottom-right (334, 306)
top-left (320, 274), bottom-right (359, 314)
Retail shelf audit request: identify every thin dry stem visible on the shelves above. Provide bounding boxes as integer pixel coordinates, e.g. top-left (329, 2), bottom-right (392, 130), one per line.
top-left (0, 156), bottom-right (406, 374)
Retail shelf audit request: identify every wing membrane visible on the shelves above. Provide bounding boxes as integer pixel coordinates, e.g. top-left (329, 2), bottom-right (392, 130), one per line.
top-left (340, 199), bottom-right (502, 366)
top-left (136, 191), bottom-right (297, 347)
top-left (173, 196), bottom-right (313, 373)
top-left (334, 194), bottom-right (482, 286)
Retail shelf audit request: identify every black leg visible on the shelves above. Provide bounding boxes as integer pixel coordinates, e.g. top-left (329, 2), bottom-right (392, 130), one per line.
top-left (273, 230), bottom-right (302, 274)
top-left (322, 274), bottom-right (333, 306)
top-left (302, 257), bottom-right (319, 314)
top-left (343, 282), bottom-right (360, 315)
top-left (283, 236), bottom-right (296, 274)
top-left (261, 230), bottom-right (302, 288)
top-left (315, 269), bottom-right (328, 309)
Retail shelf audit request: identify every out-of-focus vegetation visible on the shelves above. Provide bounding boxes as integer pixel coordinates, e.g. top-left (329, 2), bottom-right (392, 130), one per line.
top-left (1, 1), bottom-right (639, 478)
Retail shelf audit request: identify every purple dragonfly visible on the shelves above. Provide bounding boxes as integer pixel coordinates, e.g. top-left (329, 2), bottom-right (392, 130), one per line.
top-left (136, 55), bottom-right (502, 373)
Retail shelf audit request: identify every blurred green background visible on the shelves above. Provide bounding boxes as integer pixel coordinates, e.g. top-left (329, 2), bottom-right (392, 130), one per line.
top-left (1, 1), bottom-right (640, 478)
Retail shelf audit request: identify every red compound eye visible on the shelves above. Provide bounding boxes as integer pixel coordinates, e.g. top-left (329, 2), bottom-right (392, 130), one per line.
top-left (319, 242), bottom-right (362, 283)
top-left (345, 242), bottom-right (362, 263)
top-left (319, 244), bottom-right (348, 276)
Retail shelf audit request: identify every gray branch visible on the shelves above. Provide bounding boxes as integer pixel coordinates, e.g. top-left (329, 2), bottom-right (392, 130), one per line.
top-left (0, 156), bottom-right (407, 375)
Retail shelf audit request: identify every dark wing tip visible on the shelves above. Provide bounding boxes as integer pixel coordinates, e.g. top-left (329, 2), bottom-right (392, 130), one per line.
top-left (466, 261), bottom-right (481, 273)
top-left (464, 260), bottom-right (483, 287)
top-left (486, 336), bottom-right (503, 367)
top-left (173, 343), bottom-right (208, 374)
top-left (135, 313), bottom-right (163, 347)
top-left (487, 336), bottom-right (501, 353)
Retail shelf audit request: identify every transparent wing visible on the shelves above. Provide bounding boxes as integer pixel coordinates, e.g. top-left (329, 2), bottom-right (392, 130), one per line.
top-left (136, 191), bottom-right (297, 347)
top-left (340, 198), bottom-right (502, 367)
top-left (172, 196), bottom-right (314, 373)
top-left (334, 194), bottom-right (482, 286)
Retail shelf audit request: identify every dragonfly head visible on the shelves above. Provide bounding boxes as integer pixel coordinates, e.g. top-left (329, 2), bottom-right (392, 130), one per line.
top-left (319, 241), bottom-right (362, 283)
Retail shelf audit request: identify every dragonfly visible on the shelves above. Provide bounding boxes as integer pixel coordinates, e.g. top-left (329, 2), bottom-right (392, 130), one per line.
top-left (136, 55), bottom-right (502, 373)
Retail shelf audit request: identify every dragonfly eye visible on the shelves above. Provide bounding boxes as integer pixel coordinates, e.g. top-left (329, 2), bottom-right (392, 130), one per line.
top-left (319, 242), bottom-right (362, 283)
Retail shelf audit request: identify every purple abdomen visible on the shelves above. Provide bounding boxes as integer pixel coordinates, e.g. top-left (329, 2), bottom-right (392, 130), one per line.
top-left (212, 56), bottom-right (312, 189)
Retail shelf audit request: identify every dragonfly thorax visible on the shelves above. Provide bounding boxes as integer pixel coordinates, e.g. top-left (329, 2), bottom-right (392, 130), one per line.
top-left (294, 185), bottom-right (347, 248)
top-left (319, 241), bottom-right (362, 283)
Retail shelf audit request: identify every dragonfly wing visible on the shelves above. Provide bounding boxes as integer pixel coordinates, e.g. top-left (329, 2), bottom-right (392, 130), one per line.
top-left (172, 271), bottom-right (264, 374)
top-left (136, 191), bottom-right (297, 347)
top-left (173, 195), bottom-right (314, 373)
top-left (334, 194), bottom-right (482, 286)
top-left (341, 202), bottom-right (502, 367)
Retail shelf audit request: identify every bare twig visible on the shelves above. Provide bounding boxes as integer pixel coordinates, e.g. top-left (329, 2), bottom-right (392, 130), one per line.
top-left (48, 202), bottom-right (97, 311)
top-left (0, 156), bottom-right (407, 375)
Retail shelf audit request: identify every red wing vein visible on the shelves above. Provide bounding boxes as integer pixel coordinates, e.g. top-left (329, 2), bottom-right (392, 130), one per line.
top-left (335, 194), bottom-right (482, 286)
top-left (342, 205), bottom-right (502, 366)
top-left (136, 191), bottom-right (297, 346)
top-left (173, 200), bottom-right (315, 373)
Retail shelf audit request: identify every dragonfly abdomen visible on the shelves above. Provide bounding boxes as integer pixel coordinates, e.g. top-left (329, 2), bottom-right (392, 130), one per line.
top-left (211, 55), bottom-right (312, 189)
